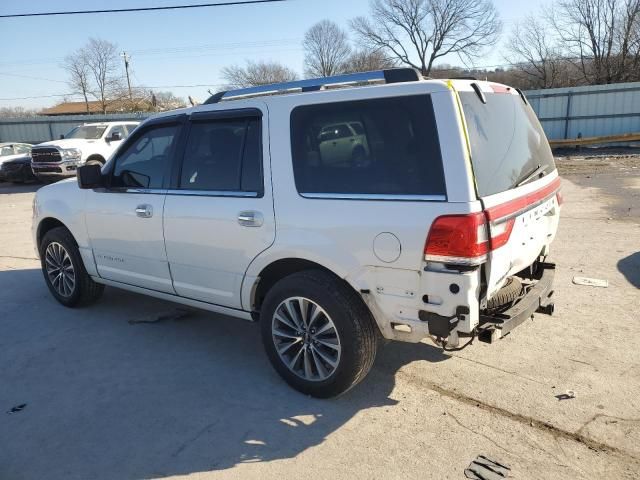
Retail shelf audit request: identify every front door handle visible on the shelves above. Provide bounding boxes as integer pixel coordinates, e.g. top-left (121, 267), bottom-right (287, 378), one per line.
top-left (238, 211), bottom-right (263, 227)
top-left (135, 204), bottom-right (153, 218)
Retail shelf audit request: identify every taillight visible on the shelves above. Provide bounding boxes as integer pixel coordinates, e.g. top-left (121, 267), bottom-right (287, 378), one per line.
top-left (425, 177), bottom-right (561, 265)
top-left (424, 213), bottom-right (515, 265)
top-left (556, 190), bottom-right (564, 206)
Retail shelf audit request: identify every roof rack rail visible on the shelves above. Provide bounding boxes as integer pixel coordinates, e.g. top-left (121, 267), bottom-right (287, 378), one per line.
top-left (204, 68), bottom-right (421, 104)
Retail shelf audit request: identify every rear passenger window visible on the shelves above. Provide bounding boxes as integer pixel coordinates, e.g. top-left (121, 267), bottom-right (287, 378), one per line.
top-left (180, 117), bottom-right (262, 193)
top-left (290, 95), bottom-right (446, 197)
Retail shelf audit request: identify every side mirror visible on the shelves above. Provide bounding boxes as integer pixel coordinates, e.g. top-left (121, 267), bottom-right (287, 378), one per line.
top-left (108, 131), bottom-right (122, 142)
top-left (59, 134), bottom-right (65, 139)
top-left (77, 164), bottom-right (104, 189)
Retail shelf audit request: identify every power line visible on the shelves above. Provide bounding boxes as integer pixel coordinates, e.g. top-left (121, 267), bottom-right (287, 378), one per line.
top-left (0, 82), bottom-right (232, 101)
top-left (0, 93), bottom-right (77, 101)
top-left (0, 72), bottom-right (67, 83)
top-left (0, 39), bottom-right (301, 68)
top-left (0, 0), bottom-right (287, 18)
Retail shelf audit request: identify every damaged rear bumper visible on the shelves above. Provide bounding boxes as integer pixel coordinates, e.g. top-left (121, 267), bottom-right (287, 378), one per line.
top-left (477, 262), bottom-right (556, 343)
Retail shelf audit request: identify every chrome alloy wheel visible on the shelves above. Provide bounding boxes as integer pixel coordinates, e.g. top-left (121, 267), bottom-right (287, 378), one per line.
top-left (272, 297), bottom-right (342, 382)
top-left (45, 242), bottom-right (76, 297)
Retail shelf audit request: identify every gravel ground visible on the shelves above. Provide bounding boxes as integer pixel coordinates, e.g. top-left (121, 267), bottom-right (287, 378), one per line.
top-left (0, 155), bottom-right (639, 480)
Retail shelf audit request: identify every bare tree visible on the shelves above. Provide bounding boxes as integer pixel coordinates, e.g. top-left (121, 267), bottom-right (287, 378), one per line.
top-left (221, 60), bottom-right (299, 88)
top-left (303, 20), bottom-right (352, 77)
top-left (351, 0), bottom-right (501, 76)
top-left (63, 50), bottom-right (91, 113)
top-left (551, 0), bottom-right (640, 84)
top-left (83, 38), bottom-right (122, 113)
top-left (505, 15), bottom-right (568, 89)
top-left (152, 91), bottom-right (187, 111)
top-left (342, 49), bottom-right (398, 73)
top-left (0, 106), bottom-right (38, 118)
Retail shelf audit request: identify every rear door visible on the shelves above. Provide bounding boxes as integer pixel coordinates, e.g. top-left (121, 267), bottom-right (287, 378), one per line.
top-left (458, 84), bottom-right (561, 297)
top-left (162, 106), bottom-right (275, 309)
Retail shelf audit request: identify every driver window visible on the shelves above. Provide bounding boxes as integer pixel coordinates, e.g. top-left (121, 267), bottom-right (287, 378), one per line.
top-left (112, 124), bottom-right (179, 189)
top-left (109, 125), bottom-right (126, 140)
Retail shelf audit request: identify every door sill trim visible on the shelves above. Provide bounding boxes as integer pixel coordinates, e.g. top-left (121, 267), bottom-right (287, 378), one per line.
top-left (91, 276), bottom-right (253, 321)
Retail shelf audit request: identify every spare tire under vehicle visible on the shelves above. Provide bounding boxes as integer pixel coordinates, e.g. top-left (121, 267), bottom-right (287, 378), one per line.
top-left (485, 276), bottom-right (523, 312)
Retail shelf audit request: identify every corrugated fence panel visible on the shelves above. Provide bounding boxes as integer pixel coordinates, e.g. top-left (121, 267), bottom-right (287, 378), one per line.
top-left (525, 82), bottom-right (640, 140)
top-left (2, 84), bottom-right (640, 143)
top-left (0, 113), bottom-right (151, 144)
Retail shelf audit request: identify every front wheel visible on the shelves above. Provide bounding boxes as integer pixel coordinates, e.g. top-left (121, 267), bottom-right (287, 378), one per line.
top-left (40, 227), bottom-right (104, 307)
top-left (85, 157), bottom-right (105, 167)
top-left (260, 270), bottom-right (378, 398)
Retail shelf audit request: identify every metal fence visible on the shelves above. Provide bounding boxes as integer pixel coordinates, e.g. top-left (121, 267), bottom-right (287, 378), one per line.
top-left (2, 81), bottom-right (640, 144)
top-left (0, 113), bottom-right (151, 144)
top-left (525, 82), bottom-right (640, 140)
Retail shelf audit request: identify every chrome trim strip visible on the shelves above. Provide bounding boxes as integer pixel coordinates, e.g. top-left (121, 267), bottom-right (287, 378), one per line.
top-left (301, 193), bottom-right (447, 201)
top-left (122, 188), bottom-right (167, 194)
top-left (425, 254), bottom-right (487, 266)
top-left (166, 189), bottom-right (259, 198)
top-left (110, 188), bottom-right (259, 197)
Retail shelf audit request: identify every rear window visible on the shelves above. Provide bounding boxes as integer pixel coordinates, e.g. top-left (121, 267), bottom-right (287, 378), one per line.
top-left (290, 95), bottom-right (446, 197)
top-left (460, 91), bottom-right (556, 197)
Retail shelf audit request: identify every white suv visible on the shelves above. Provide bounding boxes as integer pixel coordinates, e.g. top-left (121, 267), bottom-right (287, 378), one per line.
top-left (31, 121), bottom-right (139, 181)
top-left (32, 69), bottom-right (561, 397)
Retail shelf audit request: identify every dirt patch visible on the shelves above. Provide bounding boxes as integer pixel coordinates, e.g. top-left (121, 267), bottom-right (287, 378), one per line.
top-left (555, 151), bottom-right (640, 222)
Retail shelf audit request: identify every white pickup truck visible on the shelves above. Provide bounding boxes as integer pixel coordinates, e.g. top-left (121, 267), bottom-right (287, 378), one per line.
top-left (31, 121), bottom-right (139, 182)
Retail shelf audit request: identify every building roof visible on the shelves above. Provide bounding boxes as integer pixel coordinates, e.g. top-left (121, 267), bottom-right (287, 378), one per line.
top-left (40, 99), bottom-right (151, 116)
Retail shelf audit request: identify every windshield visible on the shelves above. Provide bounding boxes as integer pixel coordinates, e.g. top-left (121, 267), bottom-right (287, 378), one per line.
top-left (65, 125), bottom-right (107, 140)
top-left (460, 91), bottom-right (556, 197)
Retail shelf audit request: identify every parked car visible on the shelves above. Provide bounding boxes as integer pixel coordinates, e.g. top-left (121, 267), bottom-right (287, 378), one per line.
top-left (317, 121), bottom-right (370, 166)
top-left (0, 154), bottom-right (38, 183)
top-left (0, 143), bottom-right (32, 182)
top-left (30, 121), bottom-right (139, 182)
top-left (32, 69), bottom-right (561, 398)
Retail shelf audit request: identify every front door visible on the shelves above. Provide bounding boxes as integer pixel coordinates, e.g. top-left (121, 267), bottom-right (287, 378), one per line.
top-left (163, 108), bottom-right (275, 309)
top-left (85, 118), bottom-right (184, 293)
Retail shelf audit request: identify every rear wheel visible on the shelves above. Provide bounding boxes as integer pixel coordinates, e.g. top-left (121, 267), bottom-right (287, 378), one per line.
top-left (260, 270), bottom-right (377, 398)
top-left (40, 227), bottom-right (104, 307)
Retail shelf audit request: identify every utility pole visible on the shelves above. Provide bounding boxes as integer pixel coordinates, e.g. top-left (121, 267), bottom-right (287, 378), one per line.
top-left (121, 51), bottom-right (132, 101)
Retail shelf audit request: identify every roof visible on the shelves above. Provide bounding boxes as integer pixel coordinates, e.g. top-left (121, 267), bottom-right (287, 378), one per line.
top-left (40, 99), bottom-right (151, 116)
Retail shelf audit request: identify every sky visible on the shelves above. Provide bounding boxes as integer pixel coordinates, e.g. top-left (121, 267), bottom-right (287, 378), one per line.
top-left (0, 0), bottom-right (546, 110)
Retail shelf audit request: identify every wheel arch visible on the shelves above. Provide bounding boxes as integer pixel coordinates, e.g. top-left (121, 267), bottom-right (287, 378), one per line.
top-left (37, 217), bottom-right (71, 250)
top-left (36, 215), bottom-right (98, 276)
top-left (86, 154), bottom-right (106, 164)
top-left (247, 257), bottom-right (363, 317)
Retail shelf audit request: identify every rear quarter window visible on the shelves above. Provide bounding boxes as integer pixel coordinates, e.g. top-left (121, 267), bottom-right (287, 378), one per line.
top-left (290, 95), bottom-right (446, 198)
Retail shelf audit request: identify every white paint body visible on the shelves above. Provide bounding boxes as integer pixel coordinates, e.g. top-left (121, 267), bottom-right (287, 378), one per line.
top-left (32, 79), bottom-right (561, 343)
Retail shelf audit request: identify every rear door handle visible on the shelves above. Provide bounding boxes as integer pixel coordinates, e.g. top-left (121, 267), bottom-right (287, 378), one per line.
top-left (135, 204), bottom-right (153, 218)
top-left (238, 211), bottom-right (263, 227)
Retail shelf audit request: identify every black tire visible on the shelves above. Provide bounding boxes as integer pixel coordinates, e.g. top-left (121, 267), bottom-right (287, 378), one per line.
top-left (260, 270), bottom-right (378, 398)
top-left (40, 226), bottom-right (104, 307)
top-left (486, 276), bottom-right (523, 311)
